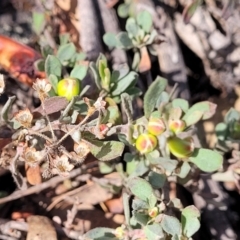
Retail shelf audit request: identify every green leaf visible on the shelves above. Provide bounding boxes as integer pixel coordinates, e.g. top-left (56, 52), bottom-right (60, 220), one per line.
top-left (181, 205), bottom-right (200, 237)
top-left (117, 3), bottom-right (130, 18)
top-left (88, 140), bottom-right (124, 161)
top-left (149, 157), bottom-right (178, 175)
top-left (146, 29), bottom-right (158, 45)
top-left (175, 162), bottom-right (191, 178)
top-left (41, 45), bottom-right (54, 58)
top-left (70, 65), bottom-right (88, 80)
top-left (117, 32), bottom-right (133, 49)
top-left (128, 177), bottom-right (157, 206)
top-left (45, 55), bottom-right (62, 78)
top-left (99, 162), bottom-right (114, 174)
top-left (215, 122), bottom-right (228, 141)
top-left (103, 32), bottom-right (118, 48)
top-left (59, 33), bottom-right (70, 45)
top-left (189, 148), bottom-right (223, 172)
top-left (148, 171), bottom-right (166, 189)
top-left (57, 43), bottom-right (76, 65)
top-left (84, 227), bottom-right (116, 240)
top-left (144, 224), bottom-right (164, 239)
top-left (137, 10), bottom-right (152, 33)
top-left (32, 12), bottom-right (45, 34)
top-left (132, 199), bottom-right (149, 210)
top-left (183, 0), bottom-right (202, 24)
top-left (144, 76), bottom-right (167, 118)
top-left (34, 59), bottom-right (45, 72)
top-left (48, 74), bottom-right (58, 94)
top-left (111, 71), bottom-right (138, 96)
top-left (1, 96), bottom-right (16, 123)
top-left (89, 62), bottom-right (101, 90)
top-left (183, 101), bottom-right (217, 126)
top-left (126, 18), bottom-right (139, 36)
top-left (123, 192), bottom-right (131, 225)
top-left (121, 93), bottom-right (133, 122)
top-left (172, 99), bottom-right (189, 113)
top-left (132, 51), bottom-right (140, 71)
top-left (129, 160), bottom-right (149, 177)
top-left (161, 215), bottom-right (181, 236)
top-left (132, 211), bottom-right (149, 225)
top-left (75, 52), bottom-right (86, 61)
top-left (224, 108), bottom-right (240, 124)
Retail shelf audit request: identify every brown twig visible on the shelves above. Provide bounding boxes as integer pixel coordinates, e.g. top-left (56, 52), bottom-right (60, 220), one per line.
top-left (0, 167), bottom-right (84, 205)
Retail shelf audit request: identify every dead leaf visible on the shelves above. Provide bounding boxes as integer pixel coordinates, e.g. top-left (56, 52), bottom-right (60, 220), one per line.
top-left (27, 216), bottom-right (57, 240)
top-left (139, 46), bottom-right (151, 73)
top-left (25, 164), bottom-right (42, 185)
top-left (0, 35), bottom-right (45, 86)
top-left (33, 96), bottom-right (68, 115)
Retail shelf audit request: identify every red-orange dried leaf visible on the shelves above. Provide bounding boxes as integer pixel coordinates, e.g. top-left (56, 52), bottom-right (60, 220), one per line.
top-left (25, 163), bottom-right (42, 185)
top-left (0, 35), bottom-right (46, 85)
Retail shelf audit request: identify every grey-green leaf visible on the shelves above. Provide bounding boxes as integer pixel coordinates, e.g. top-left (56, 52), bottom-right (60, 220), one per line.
top-left (84, 227), bottom-right (116, 240)
top-left (88, 140), bottom-right (124, 161)
top-left (57, 43), bottom-right (76, 65)
top-left (144, 224), bottom-right (164, 240)
top-left (172, 98), bottom-right (189, 113)
top-left (181, 205), bottom-right (200, 237)
top-left (117, 3), bottom-right (130, 18)
top-left (128, 177), bottom-right (157, 206)
top-left (70, 65), bottom-right (88, 80)
top-left (144, 76), bottom-right (167, 118)
top-left (45, 55), bottom-right (62, 78)
top-left (161, 215), bottom-right (181, 236)
top-left (148, 171), bottom-right (166, 189)
top-left (103, 32), bottom-right (118, 48)
top-left (183, 101), bottom-right (217, 126)
top-left (126, 18), bottom-right (139, 36)
top-left (137, 10), bottom-right (153, 33)
top-left (48, 74), bottom-right (58, 93)
top-left (32, 12), bottom-right (45, 35)
top-left (111, 71), bottom-right (138, 96)
top-left (117, 32), bottom-right (133, 49)
top-left (189, 148), bottom-right (223, 172)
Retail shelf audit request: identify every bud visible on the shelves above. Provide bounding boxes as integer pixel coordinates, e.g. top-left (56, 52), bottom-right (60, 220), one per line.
top-left (115, 227), bottom-right (125, 239)
top-left (230, 121), bottom-right (240, 139)
top-left (57, 77), bottom-right (80, 101)
top-left (148, 207), bottom-right (158, 218)
top-left (147, 117), bottom-right (165, 136)
top-left (167, 136), bottom-right (194, 159)
top-left (169, 119), bottom-right (186, 134)
top-left (135, 133), bottom-right (158, 154)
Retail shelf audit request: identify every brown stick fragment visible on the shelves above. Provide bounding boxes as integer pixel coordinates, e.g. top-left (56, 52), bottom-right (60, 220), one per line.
top-left (0, 168), bottom-right (82, 205)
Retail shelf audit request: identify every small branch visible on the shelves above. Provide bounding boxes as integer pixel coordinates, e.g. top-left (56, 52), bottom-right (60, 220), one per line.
top-left (0, 167), bottom-right (82, 205)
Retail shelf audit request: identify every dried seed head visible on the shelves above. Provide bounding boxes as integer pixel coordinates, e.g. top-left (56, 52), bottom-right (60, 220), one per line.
top-left (15, 108), bottom-right (33, 128)
top-left (74, 141), bottom-right (90, 162)
top-left (24, 147), bottom-right (42, 166)
top-left (51, 155), bottom-right (74, 177)
top-left (93, 97), bottom-right (106, 111)
top-left (0, 74), bottom-right (5, 95)
top-left (33, 78), bottom-right (51, 101)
